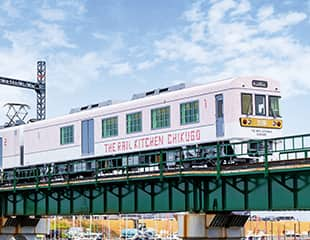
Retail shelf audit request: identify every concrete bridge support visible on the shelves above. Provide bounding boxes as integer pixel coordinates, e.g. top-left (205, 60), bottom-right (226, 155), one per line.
top-left (177, 212), bottom-right (249, 239)
top-left (0, 217), bottom-right (49, 240)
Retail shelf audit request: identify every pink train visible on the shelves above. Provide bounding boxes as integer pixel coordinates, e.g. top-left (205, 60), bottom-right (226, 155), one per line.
top-left (0, 77), bottom-right (282, 182)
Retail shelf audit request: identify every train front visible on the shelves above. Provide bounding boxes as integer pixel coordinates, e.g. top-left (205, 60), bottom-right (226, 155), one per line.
top-left (227, 77), bottom-right (282, 141)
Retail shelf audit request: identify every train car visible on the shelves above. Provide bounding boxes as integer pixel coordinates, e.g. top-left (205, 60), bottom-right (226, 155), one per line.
top-left (0, 76), bottom-right (282, 182)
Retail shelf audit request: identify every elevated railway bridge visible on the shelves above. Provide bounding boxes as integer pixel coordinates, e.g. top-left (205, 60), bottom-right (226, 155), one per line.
top-left (1, 133), bottom-right (310, 239)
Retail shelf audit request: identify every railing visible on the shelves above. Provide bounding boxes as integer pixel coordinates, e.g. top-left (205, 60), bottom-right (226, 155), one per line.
top-left (2, 134), bottom-right (310, 189)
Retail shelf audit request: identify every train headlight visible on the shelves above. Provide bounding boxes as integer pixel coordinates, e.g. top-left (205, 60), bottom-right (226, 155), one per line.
top-left (272, 120), bottom-right (282, 128)
top-left (242, 119), bottom-right (252, 125)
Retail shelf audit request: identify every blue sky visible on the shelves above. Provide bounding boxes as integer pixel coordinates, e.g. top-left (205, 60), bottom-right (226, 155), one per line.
top-left (0, 0), bottom-right (309, 135)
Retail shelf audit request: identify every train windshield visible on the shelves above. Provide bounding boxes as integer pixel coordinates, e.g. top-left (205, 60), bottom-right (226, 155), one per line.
top-left (255, 95), bottom-right (266, 116)
top-left (241, 93), bottom-right (253, 115)
top-left (269, 96), bottom-right (281, 117)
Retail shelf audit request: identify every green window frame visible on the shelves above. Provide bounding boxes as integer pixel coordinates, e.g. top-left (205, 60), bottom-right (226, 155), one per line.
top-left (60, 125), bottom-right (74, 145)
top-left (241, 93), bottom-right (253, 115)
top-left (151, 106), bottom-right (170, 129)
top-left (127, 112), bottom-right (142, 134)
top-left (180, 100), bottom-right (199, 125)
top-left (102, 116), bottom-right (118, 138)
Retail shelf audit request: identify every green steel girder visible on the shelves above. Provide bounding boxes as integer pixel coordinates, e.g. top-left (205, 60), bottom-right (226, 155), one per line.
top-left (1, 177), bottom-right (196, 216)
top-left (1, 171), bottom-right (310, 216)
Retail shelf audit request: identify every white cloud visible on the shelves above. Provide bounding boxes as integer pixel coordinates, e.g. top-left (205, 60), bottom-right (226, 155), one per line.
top-left (3, 21), bottom-right (76, 50)
top-left (155, 35), bottom-right (208, 64)
top-left (259, 12), bottom-right (307, 33)
top-left (189, 21), bottom-right (208, 42)
top-left (183, 0), bottom-right (205, 22)
top-left (208, 0), bottom-right (236, 24)
top-left (47, 52), bottom-right (107, 94)
top-left (257, 5), bottom-right (274, 20)
top-left (109, 63), bottom-right (133, 76)
top-left (38, 7), bottom-right (65, 21)
top-left (152, 0), bottom-right (310, 98)
top-left (34, 21), bottom-right (76, 48)
top-left (137, 59), bottom-right (159, 70)
top-left (230, 0), bottom-right (251, 16)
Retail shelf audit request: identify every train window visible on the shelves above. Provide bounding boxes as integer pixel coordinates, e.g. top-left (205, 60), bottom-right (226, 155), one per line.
top-left (102, 116), bottom-right (118, 138)
top-left (127, 112), bottom-right (142, 134)
top-left (60, 125), bottom-right (74, 145)
top-left (241, 93), bottom-right (253, 115)
top-left (180, 100), bottom-right (199, 125)
top-left (269, 96), bottom-right (281, 117)
top-left (255, 95), bottom-right (266, 116)
top-left (151, 106), bottom-right (170, 129)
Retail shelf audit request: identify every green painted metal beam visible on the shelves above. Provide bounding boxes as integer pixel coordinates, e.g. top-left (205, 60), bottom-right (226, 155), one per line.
top-left (2, 170), bottom-right (310, 216)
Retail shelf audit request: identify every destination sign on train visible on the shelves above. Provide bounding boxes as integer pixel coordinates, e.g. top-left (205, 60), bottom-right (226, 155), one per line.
top-left (252, 80), bottom-right (268, 88)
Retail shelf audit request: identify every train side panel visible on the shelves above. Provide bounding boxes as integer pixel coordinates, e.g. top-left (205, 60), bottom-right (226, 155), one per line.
top-left (95, 92), bottom-right (217, 156)
top-left (1, 127), bottom-right (22, 168)
top-left (24, 119), bottom-right (81, 165)
top-left (23, 92), bottom-right (217, 164)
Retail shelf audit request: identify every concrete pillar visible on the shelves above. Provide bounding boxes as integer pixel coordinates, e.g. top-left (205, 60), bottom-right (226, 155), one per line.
top-left (0, 217), bottom-right (49, 240)
top-left (177, 212), bottom-right (248, 239)
top-left (177, 213), bottom-right (206, 239)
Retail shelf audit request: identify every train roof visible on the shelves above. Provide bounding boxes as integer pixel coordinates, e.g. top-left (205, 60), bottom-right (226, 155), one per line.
top-left (21, 76), bottom-right (280, 130)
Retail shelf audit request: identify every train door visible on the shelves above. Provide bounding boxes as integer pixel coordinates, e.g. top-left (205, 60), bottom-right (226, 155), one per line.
top-left (215, 94), bottom-right (224, 137)
top-left (0, 137), bottom-right (2, 169)
top-left (81, 119), bottom-right (94, 155)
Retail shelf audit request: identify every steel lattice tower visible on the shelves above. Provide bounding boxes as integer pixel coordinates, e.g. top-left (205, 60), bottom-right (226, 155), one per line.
top-left (36, 61), bottom-right (46, 120)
